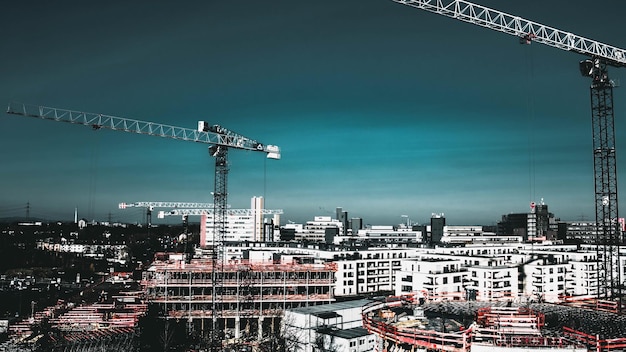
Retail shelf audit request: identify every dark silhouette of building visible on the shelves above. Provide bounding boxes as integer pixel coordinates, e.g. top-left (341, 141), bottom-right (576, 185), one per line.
top-left (430, 213), bottom-right (445, 244)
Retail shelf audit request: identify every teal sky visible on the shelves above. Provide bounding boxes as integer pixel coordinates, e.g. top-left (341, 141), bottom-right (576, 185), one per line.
top-left (2, 1), bottom-right (626, 226)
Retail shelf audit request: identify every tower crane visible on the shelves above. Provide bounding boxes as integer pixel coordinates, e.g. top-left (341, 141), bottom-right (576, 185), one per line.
top-left (118, 201), bottom-right (221, 228)
top-left (392, 0), bottom-right (625, 308)
top-left (5, 102), bottom-right (280, 345)
top-left (393, 0), bottom-right (626, 310)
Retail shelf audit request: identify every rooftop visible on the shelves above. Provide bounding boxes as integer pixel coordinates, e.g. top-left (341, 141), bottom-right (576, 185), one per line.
top-left (322, 326), bottom-right (371, 339)
top-left (288, 298), bottom-right (373, 315)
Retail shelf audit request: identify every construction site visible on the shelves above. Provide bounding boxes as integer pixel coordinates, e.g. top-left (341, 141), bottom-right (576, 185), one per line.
top-left (141, 254), bottom-right (337, 346)
top-left (3, 0), bottom-right (626, 351)
top-left (362, 296), bottom-right (626, 352)
top-left (0, 275), bottom-right (146, 352)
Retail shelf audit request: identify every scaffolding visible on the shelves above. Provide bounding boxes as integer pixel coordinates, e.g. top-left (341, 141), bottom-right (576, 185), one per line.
top-left (141, 257), bottom-right (337, 341)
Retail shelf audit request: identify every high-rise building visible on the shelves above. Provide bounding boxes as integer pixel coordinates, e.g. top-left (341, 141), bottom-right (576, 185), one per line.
top-left (336, 207), bottom-right (349, 236)
top-left (430, 213), bottom-right (445, 244)
top-left (199, 196), bottom-right (280, 247)
top-left (251, 196), bottom-right (264, 241)
top-left (498, 201), bottom-right (557, 241)
top-left (350, 217), bottom-right (363, 235)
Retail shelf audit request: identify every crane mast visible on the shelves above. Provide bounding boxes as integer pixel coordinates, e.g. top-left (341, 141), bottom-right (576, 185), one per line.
top-left (6, 102), bottom-right (280, 347)
top-left (393, 0), bottom-right (624, 309)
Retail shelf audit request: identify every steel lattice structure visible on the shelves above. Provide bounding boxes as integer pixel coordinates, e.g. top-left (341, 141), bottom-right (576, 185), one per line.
top-left (158, 208), bottom-right (283, 218)
top-left (392, 0), bottom-right (624, 309)
top-left (5, 103), bottom-right (281, 154)
top-left (590, 67), bottom-right (620, 301)
top-left (392, 0), bottom-right (626, 67)
top-left (119, 201), bottom-right (219, 209)
top-left (5, 102), bottom-right (280, 346)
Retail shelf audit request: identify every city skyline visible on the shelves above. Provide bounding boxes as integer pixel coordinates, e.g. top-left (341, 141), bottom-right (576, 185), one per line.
top-left (2, 1), bottom-right (626, 226)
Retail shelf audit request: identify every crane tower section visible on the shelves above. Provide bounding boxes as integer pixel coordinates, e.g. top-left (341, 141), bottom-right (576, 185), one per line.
top-left (392, 0), bottom-right (625, 309)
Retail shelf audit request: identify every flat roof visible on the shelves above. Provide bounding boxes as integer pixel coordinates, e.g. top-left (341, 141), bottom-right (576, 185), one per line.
top-left (288, 299), bottom-right (373, 315)
top-left (323, 326), bottom-right (371, 339)
top-left (312, 311), bottom-right (342, 319)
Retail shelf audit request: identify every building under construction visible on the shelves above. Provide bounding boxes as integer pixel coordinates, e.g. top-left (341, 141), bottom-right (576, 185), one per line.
top-left (141, 254), bottom-right (336, 344)
top-left (362, 296), bottom-right (626, 352)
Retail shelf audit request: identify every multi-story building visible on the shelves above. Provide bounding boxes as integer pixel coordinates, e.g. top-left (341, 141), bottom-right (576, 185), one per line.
top-left (466, 265), bottom-right (519, 301)
top-left (440, 225), bottom-right (522, 245)
top-left (497, 202), bottom-right (559, 241)
top-left (335, 248), bottom-right (414, 297)
top-left (395, 258), bottom-right (467, 301)
top-left (524, 258), bottom-right (568, 302)
top-left (221, 242), bottom-right (416, 298)
top-left (430, 213), bottom-right (445, 244)
top-left (141, 254), bottom-right (336, 342)
top-left (567, 256), bottom-right (600, 297)
top-left (566, 222), bottom-right (598, 243)
top-left (199, 196), bottom-right (281, 246)
top-left (300, 216), bottom-right (343, 242)
top-left (216, 235), bottom-right (621, 305)
top-left (352, 225), bottom-right (423, 245)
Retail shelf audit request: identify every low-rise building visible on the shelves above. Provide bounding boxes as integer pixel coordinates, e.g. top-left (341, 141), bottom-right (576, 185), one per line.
top-left (283, 299), bottom-right (375, 352)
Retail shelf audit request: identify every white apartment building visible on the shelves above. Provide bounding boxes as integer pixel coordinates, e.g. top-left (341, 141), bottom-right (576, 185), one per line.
top-left (294, 216), bottom-right (343, 242)
top-left (567, 257), bottom-right (599, 297)
top-left (353, 226), bottom-right (423, 244)
top-left (441, 226), bottom-right (522, 245)
top-left (220, 238), bottom-right (625, 304)
top-left (395, 258), bottom-right (467, 301)
top-left (199, 196), bottom-right (280, 246)
top-left (466, 265), bottom-right (519, 301)
top-left (524, 258), bottom-right (568, 302)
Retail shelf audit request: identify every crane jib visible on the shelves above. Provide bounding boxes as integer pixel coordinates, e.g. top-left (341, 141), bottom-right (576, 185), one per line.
top-left (392, 0), bottom-right (626, 67)
top-left (6, 102), bottom-right (280, 158)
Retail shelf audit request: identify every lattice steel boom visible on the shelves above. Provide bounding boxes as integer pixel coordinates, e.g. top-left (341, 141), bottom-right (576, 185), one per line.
top-left (6, 103), bottom-right (281, 157)
top-left (392, 0), bottom-right (624, 308)
top-left (158, 208), bottom-right (284, 218)
top-left (119, 201), bottom-right (220, 209)
top-left (392, 0), bottom-right (626, 67)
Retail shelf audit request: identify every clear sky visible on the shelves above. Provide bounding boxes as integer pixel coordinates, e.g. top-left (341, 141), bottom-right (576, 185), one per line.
top-left (2, 1), bottom-right (626, 226)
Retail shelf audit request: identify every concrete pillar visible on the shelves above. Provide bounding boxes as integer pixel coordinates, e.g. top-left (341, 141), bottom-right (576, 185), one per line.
top-left (258, 316), bottom-right (264, 340)
top-left (235, 317), bottom-right (241, 339)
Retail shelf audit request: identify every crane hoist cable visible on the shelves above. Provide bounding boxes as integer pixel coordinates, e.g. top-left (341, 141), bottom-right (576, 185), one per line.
top-left (524, 41), bottom-right (537, 208)
top-left (88, 130), bottom-right (101, 221)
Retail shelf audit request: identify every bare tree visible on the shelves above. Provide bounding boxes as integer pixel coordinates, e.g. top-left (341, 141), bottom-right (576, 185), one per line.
top-left (258, 314), bottom-right (305, 352)
top-left (159, 319), bottom-right (174, 352)
top-left (313, 332), bottom-right (339, 352)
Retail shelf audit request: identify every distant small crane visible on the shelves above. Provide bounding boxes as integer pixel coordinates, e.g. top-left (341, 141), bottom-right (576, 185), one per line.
top-left (118, 201), bottom-right (221, 228)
